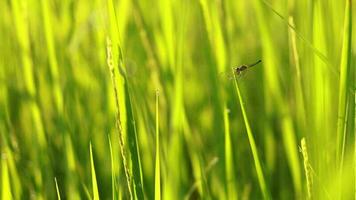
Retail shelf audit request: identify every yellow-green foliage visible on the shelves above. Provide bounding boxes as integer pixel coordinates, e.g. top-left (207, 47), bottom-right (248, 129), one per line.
top-left (0, 0), bottom-right (354, 199)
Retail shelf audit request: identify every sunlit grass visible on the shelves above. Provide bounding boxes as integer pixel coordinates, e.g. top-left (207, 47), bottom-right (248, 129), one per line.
top-left (54, 177), bottom-right (61, 200)
top-left (300, 138), bottom-right (312, 199)
top-left (90, 143), bottom-right (100, 200)
top-left (233, 78), bottom-right (269, 199)
top-left (155, 90), bottom-right (161, 200)
top-left (223, 106), bottom-right (237, 200)
top-left (1, 155), bottom-right (12, 200)
top-left (0, 0), bottom-right (354, 199)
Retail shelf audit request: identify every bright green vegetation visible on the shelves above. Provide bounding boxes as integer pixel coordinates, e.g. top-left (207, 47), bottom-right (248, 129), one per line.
top-left (0, 0), bottom-right (355, 199)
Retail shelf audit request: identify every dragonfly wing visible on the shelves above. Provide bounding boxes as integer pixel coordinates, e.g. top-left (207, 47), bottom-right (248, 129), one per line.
top-left (219, 68), bottom-right (241, 80)
top-left (238, 70), bottom-right (247, 80)
top-left (218, 71), bottom-right (234, 81)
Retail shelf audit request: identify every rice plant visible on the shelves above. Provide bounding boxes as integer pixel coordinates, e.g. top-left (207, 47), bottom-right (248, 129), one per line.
top-left (0, 0), bottom-right (354, 199)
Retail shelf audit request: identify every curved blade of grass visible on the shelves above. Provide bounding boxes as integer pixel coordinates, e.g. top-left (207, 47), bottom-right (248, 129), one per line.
top-left (354, 91), bottom-right (356, 200)
top-left (155, 90), bottom-right (161, 200)
top-left (122, 68), bottom-right (145, 200)
top-left (184, 156), bottom-right (218, 200)
top-left (130, 117), bottom-right (144, 200)
top-left (107, 38), bottom-right (133, 199)
top-left (310, 2), bottom-right (333, 198)
top-left (288, 16), bottom-right (306, 132)
top-left (158, 1), bottom-right (188, 199)
top-left (337, 0), bottom-right (352, 197)
top-left (54, 178), bottom-right (61, 200)
top-left (6, 150), bottom-right (21, 199)
top-left (106, 3), bottom-right (130, 198)
top-left (108, 136), bottom-right (118, 200)
top-left (233, 78), bottom-right (269, 199)
top-left (82, 182), bottom-right (93, 200)
top-left (183, 154), bottom-right (203, 200)
top-left (1, 155), bottom-right (12, 200)
top-left (223, 106), bottom-right (238, 200)
top-left (260, 0), bottom-right (333, 70)
top-left (337, 0), bottom-right (352, 164)
top-left (0, 126), bottom-right (21, 199)
top-left (40, 0), bottom-right (63, 113)
top-left (90, 143), bottom-right (100, 200)
top-left (199, 0), bottom-right (226, 73)
top-left (252, 0), bottom-right (301, 196)
top-left (11, 0), bottom-right (47, 149)
top-left (64, 134), bottom-right (80, 199)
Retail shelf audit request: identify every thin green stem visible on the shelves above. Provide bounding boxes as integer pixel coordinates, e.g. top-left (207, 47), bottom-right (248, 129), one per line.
top-left (233, 78), bottom-right (269, 199)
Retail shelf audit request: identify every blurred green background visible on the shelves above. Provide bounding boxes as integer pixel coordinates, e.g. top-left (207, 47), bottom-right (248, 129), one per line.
top-left (0, 0), bottom-right (355, 199)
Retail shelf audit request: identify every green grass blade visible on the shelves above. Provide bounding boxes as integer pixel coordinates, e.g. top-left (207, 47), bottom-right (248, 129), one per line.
top-left (0, 126), bottom-right (22, 199)
top-left (337, 0), bottom-right (352, 198)
top-left (155, 90), bottom-right (161, 200)
top-left (106, 38), bottom-right (133, 199)
top-left (1, 155), bottom-right (13, 200)
top-left (337, 0), bottom-right (352, 164)
top-left (54, 178), bottom-right (61, 200)
top-left (108, 136), bottom-right (118, 200)
top-left (11, 0), bottom-right (47, 149)
top-left (233, 79), bottom-right (269, 199)
top-left (300, 138), bottom-right (312, 199)
top-left (40, 0), bottom-right (63, 113)
top-left (288, 16), bottom-right (306, 131)
top-left (90, 143), bottom-right (100, 200)
top-left (310, 2), bottom-right (334, 198)
top-left (64, 134), bottom-right (80, 199)
top-left (223, 106), bottom-right (238, 200)
top-left (82, 182), bottom-right (93, 200)
top-left (2, 0), bottom-right (355, 199)
top-left (252, 0), bottom-right (301, 196)
top-left (260, 0), bottom-right (332, 68)
top-left (123, 70), bottom-right (145, 200)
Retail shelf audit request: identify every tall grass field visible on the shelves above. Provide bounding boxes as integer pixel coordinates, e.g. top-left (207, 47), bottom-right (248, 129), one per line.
top-left (0, 0), bottom-right (355, 199)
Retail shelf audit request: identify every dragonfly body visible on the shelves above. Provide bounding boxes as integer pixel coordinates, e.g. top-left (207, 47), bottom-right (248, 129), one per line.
top-left (234, 65), bottom-right (248, 76)
top-left (233, 59), bottom-right (261, 77)
top-left (219, 59), bottom-right (262, 80)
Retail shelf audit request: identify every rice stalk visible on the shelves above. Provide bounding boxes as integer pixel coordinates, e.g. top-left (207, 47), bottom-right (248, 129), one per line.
top-left (106, 38), bottom-right (133, 199)
top-left (300, 138), bottom-right (312, 199)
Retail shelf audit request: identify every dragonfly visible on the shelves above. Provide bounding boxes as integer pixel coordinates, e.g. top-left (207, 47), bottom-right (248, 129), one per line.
top-left (220, 59), bottom-right (262, 80)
